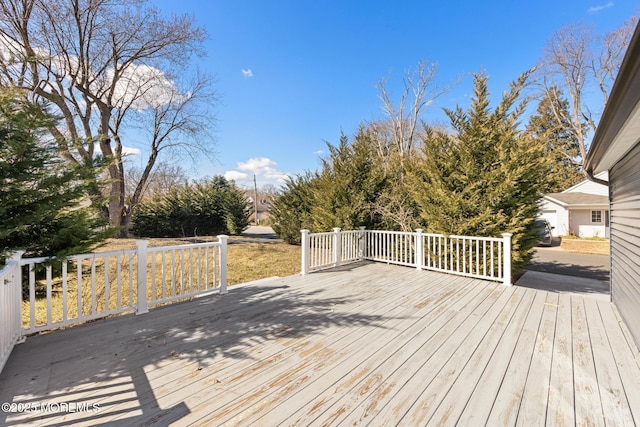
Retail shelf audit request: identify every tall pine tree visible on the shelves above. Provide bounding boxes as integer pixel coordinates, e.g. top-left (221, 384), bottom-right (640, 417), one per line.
top-left (311, 130), bottom-right (387, 231)
top-left (408, 72), bottom-right (547, 274)
top-left (0, 89), bottom-right (110, 262)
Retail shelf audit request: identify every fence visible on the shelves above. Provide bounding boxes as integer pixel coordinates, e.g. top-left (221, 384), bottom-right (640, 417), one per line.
top-left (301, 228), bottom-right (512, 285)
top-left (0, 236), bottom-right (228, 373)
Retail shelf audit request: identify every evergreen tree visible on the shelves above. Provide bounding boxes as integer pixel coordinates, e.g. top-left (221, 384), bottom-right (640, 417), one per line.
top-left (0, 89), bottom-right (110, 262)
top-left (311, 131), bottom-right (387, 231)
top-left (408, 73), bottom-right (547, 274)
top-left (526, 88), bottom-right (583, 192)
top-left (270, 173), bottom-right (316, 245)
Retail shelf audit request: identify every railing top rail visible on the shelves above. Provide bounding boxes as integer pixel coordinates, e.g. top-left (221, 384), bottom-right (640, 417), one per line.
top-left (365, 230), bottom-right (415, 237)
top-left (148, 241), bottom-right (222, 252)
top-left (307, 231), bottom-right (336, 238)
top-left (20, 249), bottom-right (139, 265)
top-left (423, 234), bottom-right (505, 242)
top-left (331, 229), bottom-right (505, 242)
top-left (0, 261), bottom-right (18, 277)
top-left (18, 240), bottom-right (225, 266)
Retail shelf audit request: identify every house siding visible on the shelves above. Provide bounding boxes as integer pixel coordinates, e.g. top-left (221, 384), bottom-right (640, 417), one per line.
top-left (539, 173), bottom-right (609, 237)
top-left (609, 142), bottom-right (640, 347)
top-left (570, 209), bottom-right (608, 238)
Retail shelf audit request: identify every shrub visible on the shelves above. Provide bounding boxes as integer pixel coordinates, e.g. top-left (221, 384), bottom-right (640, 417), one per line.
top-left (131, 177), bottom-right (249, 237)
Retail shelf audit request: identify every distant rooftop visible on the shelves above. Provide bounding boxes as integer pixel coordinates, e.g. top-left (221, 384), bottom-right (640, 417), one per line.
top-left (544, 192), bottom-right (609, 207)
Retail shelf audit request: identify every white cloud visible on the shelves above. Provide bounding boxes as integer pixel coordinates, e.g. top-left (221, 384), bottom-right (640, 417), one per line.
top-left (588, 1), bottom-right (614, 12)
top-left (108, 64), bottom-right (184, 110)
top-left (314, 150), bottom-right (324, 155)
top-left (122, 146), bottom-right (142, 156)
top-left (226, 157), bottom-right (291, 185)
top-left (93, 144), bottom-right (141, 157)
top-left (241, 68), bottom-right (253, 78)
top-left (238, 157), bottom-right (276, 172)
top-left (224, 170), bottom-right (250, 182)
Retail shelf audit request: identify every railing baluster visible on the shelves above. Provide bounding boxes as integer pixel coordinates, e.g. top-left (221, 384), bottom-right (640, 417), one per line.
top-left (104, 257), bottom-right (110, 313)
top-left (91, 258), bottom-right (96, 315)
top-left (161, 251), bottom-right (166, 300)
top-left (189, 248), bottom-right (194, 294)
top-left (116, 256), bottom-right (122, 310)
top-left (77, 259), bottom-right (82, 319)
top-left (483, 241), bottom-right (487, 277)
top-left (62, 262), bottom-right (68, 322)
top-left (170, 250), bottom-right (176, 296)
top-left (128, 254), bottom-right (133, 307)
top-left (29, 265), bottom-right (35, 329)
top-left (491, 240), bottom-right (495, 277)
top-left (197, 247), bottom-right (202, 291)
top-left (205, 246), bottom-right (210, 289)
top-left (462, 238), bottom-right (466, 273)
top-left (46, 266), bottom-right (52, 325)
top-left (475, 239), bottom-right (480, 276)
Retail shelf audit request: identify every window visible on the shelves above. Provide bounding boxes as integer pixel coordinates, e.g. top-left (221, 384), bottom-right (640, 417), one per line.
top-left (591, 210), bottom-right (602, 223)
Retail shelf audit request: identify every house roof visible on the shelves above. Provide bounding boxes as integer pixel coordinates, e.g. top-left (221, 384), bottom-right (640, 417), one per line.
top-left (543, 192), bottom-right (609, 208)
top-left (562, 171), bottom-right (608, 194)
top-left (585, 21), bottom-right (640, 174)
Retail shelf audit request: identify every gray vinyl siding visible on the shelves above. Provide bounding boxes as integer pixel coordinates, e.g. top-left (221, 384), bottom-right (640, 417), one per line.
top-left (610, 141), bottom-right (640, 347)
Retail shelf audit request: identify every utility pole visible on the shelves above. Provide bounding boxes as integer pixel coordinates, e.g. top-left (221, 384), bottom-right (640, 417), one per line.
top-left (254, 174), bottom-right (259, 225)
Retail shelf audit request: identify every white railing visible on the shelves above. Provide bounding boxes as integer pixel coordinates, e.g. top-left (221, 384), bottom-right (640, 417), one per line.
top-left (146, 240), bottom-right (227, 308)
top-left (300, 227), bottom-right (366, 274)
top-left (365, 230), bottom-right (417, 267)
top-left (302, 228), bottom-right (512, 285)
top-left (0, 252), bottom-right (24, 374)
top-left (1, 236), bottom-right (227, 341)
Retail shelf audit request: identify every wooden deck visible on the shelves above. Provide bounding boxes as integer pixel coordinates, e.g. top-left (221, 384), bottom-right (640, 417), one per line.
top-left (1, 262), bottom-right (640, 426)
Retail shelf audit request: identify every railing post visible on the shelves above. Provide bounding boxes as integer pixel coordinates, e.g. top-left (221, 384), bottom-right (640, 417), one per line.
top-left (9, 251), bottom-right (25, 344)
top-left (359, 226), bottom-right (366, 260)
top-left (502, 233), bottom-right (512, 286)
top-left (301, 230), bottom-right (310, 275)
top-left (217, 235), bottom-right (228, 294)
top-left (415, 229), bottom-right (423, 270)
top-left (136, 240), bottom-right (149, 315)
top-left (333, 228), bottom-right (341, 267)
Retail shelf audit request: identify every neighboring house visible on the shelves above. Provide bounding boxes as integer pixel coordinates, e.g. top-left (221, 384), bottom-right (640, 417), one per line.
top-left (584, 22), bottom-right (640, 347)
top-left (243, 192), bottom-right (272, 224)
top-left (538, 172), bottom-right (609, 238)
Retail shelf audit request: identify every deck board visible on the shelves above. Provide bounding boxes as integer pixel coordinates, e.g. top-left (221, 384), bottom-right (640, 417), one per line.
top-left (545, 292), bottom-right (575, 426)
top-left (572, 297), bottom-right (607, 426)
top-left (455, 287), bottom-right (537, 425)
top-left (1, 262), bottom-right (639, 426)
top-left (485, 290), bottom-right (548, 426)
top-left (515, 291), bottom-right (558, 426)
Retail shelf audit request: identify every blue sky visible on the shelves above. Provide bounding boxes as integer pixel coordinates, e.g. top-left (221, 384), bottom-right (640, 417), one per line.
top-left (150, 0), bottom-right (638, 188)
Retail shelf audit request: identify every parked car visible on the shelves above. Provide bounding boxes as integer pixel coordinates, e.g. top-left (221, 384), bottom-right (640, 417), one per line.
top-left (534, 219), bottom-right (553, 246)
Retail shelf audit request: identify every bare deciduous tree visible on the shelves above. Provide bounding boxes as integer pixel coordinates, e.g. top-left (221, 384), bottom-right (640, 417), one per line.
top-left (125, 161), bottom-right (189, 201)
top-left (0, 0), bottom-right (216, 235)
top-left (539, 14), bottom-right (637, 182)
top-left (374, 60), bottom-right (455, 158)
